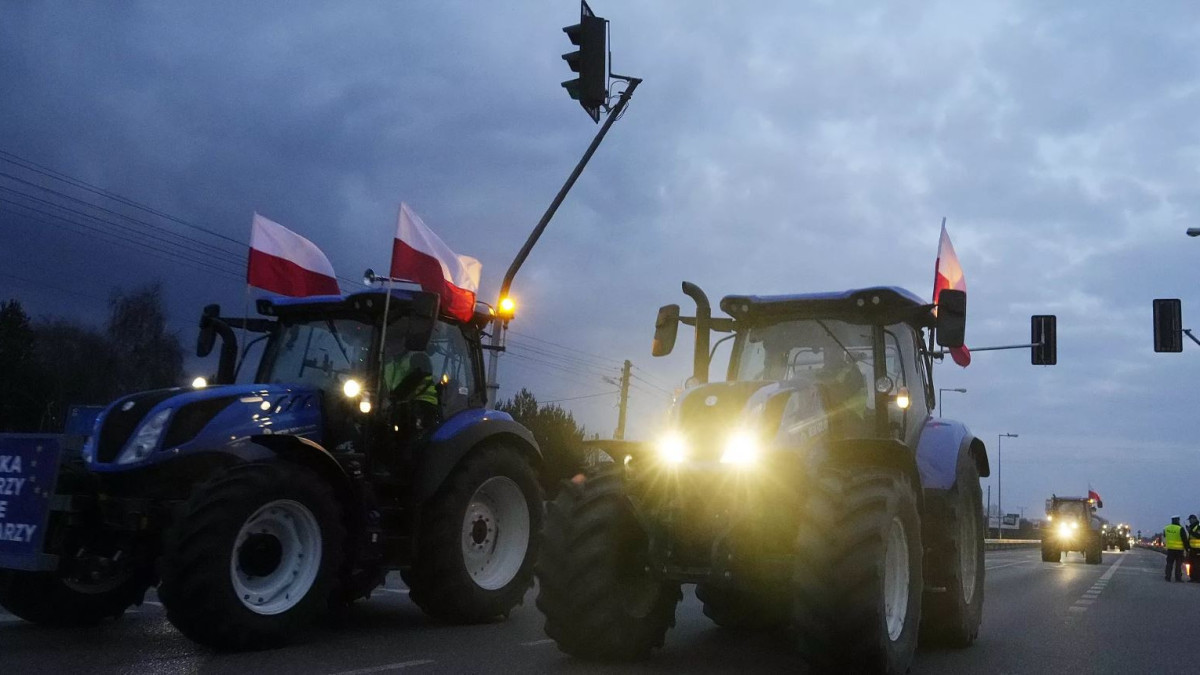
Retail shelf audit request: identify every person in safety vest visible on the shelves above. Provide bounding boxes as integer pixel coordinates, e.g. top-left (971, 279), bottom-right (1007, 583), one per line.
top-left (1163, 515), bottom-right (1187, 582)
top-left (1187, 515), bottom-right (1200, 583)
top-left (384, 350), bottom-right (439, 431)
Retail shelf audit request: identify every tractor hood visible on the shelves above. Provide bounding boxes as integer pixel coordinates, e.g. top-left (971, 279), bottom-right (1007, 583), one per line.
top-left (666, 377), bottom-right (831, 463)
top-left (84, 383), bottom-right (324, 471)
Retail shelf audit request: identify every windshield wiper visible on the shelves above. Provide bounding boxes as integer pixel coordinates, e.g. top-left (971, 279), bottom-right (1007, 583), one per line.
top-left (325, 320), bottom-right (352, 365)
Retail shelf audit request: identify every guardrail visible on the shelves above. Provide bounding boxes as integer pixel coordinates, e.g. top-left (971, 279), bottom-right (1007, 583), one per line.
top-left (984, 539), bottom-right (1040, 551)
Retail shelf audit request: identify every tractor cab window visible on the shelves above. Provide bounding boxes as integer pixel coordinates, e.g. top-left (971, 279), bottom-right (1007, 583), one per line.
top-left (380, 318), bottom-right (477, 418)
top-left (262, 318), bottom-right (374, 393)
top-left (737, 319), bottom-right (874, 388)
top-left (427, 321), bottom-right (478, 416)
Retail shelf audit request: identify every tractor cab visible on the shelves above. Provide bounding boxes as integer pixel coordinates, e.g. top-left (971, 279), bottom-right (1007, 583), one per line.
top-left (200, 287), bottom-right (492, 473)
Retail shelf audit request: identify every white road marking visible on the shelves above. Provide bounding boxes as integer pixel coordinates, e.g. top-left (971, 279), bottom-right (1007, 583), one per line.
top-left (521, 639), bottom-right (555, 647)
top-left (985, 561), bottom-right (1028, 571)
top-left (378, 588), bottom-right (409, 595)
top-left (142, 600), bottom-right (163, 607)
top-left (326, 660), bottom-right (435, 675)
top-left (1066, 555), bottom-right (1125, 615)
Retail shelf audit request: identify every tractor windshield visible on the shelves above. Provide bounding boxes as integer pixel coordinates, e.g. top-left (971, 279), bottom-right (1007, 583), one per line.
top-left (260, 318), bottom-right (375, 392)
top-left (1053, 501), bottom-right (1090, 523)
top-left (734, 319), bottom-right (885, 384)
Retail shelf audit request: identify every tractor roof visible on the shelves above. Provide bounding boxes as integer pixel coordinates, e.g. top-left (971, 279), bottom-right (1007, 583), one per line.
top-left (719, 286), bottom-right (935, 327)
top-left (257, 288), bottom-right (493, 325)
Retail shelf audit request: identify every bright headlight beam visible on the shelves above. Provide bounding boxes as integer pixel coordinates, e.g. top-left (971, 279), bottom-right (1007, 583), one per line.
top-left (658, 433), bottom-right (688, 464)
top-left (720, 431), bottom-right (759, 466)
top-left (343, 379), bottom-right (362, 398)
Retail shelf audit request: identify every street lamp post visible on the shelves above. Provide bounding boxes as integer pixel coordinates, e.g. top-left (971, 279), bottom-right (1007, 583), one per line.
top-left (938, 387), bottom-right (967, 418)
top-left (997, 433), bottom-right (1018, 540)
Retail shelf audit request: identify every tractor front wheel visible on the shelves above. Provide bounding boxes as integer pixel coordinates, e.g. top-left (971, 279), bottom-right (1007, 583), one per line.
top-left (920, 457), bottom-right (985, 647)
top-left (158, 462), bottom-right (345, 650)
top-left (536, 469), bottom-right (681, 661)
top-left (0, 568), bottom-right (150, 626)
top-left (792, 466), bottom-right (923, 675)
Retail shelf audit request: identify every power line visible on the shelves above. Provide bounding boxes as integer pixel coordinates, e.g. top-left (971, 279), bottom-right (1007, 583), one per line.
top-left (0, 149), bottom-right (366, 290)
top-left (505, 342), bottom-right (618, 379)
top-left (632, 364), bottom-right (675, 390)
top-left (507, 329), bottom-right (624, 368)
top-left (630, 373), bottom-right (672, 395)
top-left (0, 202), bottom-right (247, 283)
top-left (542, 390), bottom-right (618, 404)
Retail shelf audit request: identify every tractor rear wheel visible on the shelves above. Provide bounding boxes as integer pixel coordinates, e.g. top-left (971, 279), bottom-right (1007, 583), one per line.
top-left (403, 444), bottom-right (542, 623)
top-left (536, 469), bottom-right (681, 661)
top-left (1085, 542), bottom-right (1102, 565)
top-left (920, 457), bottom-right (985, 647)
top-left (792, 466), bottom-right (923, 675)
top-left (159, 462), bottom-right (345, 650)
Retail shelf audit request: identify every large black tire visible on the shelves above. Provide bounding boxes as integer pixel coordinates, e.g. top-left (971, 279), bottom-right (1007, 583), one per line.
top-left (0, 569), bottom-right (149, 626)
top-left (792, 466), bottom-right (923, 675)
top-left (158, 462), bottom-right (345, 650)
top-left (1085, 541), bottom-right (1102, 565)
top-left (920, 457), bottom-right (985, 647)
top-left (1041, 544), bottom-right (1061, 563)
top-left (403, 444), bottom-right (543, 623)
top-left (536, 469), bottom-right (681, 661)
top-left (696, 583), bottom-right (790, 631)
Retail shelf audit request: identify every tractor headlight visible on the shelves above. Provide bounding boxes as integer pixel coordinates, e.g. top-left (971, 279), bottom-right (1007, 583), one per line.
top-left (1071, 521), bottom-right (1079, 530)
top-left (657, 432), bottom-right (688, 464)
top-left (117, 408), bottom-right (172, 465)
top-left (343, 379), bottom-right (362, 398)
top-left (720, 431), bottom-right (760, 466)
top-left (1058, 523), bottom-right (1073, 539)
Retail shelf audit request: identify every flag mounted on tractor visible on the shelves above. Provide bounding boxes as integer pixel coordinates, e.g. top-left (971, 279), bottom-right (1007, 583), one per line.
top-left (933, 221), bottom-right (972, 367)
top-left (247, 213), bottom-right (340, 297)
top-left (390, 203), bottom-right (481, 322)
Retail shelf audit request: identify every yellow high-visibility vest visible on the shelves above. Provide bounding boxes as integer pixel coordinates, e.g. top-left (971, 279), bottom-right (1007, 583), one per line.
top-left (1164, 524), bottom-right (1184, 550)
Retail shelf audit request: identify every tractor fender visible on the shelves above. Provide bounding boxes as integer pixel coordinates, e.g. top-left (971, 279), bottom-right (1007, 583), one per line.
top-left (228, 434), bottom-right (357, 507)
top-left (816, 438), bottom-right (923, 507)
top-left (915, 418), bottom-right (990, 492)
top-left (413, 409), bottom-right (541, 504)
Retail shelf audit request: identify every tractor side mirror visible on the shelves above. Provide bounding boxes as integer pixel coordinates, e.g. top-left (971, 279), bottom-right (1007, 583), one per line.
top-left (1153, 298), bottom-right (1183, 353)
top-left (652, 304), bottom-right (680, 357)
top-left (935, 290), bottom-right (966, 348)
top-left (405, 292), bottom-right (441, 352)
top-left (197, 304), bottom-right (220, 357)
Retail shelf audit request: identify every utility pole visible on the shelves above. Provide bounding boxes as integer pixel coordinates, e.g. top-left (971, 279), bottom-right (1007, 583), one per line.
top-left (614, 359), bottom-right (631, 440)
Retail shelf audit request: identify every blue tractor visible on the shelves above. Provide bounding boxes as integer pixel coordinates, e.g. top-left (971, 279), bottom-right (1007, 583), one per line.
top-left (536, 284), bottom-right (988, 673)
top-left (0, 287), bottom-right (549, 649)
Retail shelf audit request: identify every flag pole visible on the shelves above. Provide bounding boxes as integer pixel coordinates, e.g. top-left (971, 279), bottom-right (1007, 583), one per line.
top-left (238, 282), bottom-right (251, 379)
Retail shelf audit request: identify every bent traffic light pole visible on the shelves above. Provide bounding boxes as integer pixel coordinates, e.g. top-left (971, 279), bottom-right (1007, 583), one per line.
top-left (484, 77), bottom-right (643, 398)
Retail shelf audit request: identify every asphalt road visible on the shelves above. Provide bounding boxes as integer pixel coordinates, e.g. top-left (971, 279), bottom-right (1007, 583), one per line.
top-left (1, 547), bottom-right (1194, 674)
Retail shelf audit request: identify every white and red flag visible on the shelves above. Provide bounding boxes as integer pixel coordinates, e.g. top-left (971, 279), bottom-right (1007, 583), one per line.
top-left (933, 221), bottom-right (971, 367)
top-left (390, 203), bottom-right (481, 322)
top-left (247, 213), bottom-right (340, 297)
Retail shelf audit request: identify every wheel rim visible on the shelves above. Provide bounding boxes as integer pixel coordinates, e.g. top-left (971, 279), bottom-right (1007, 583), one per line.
top-left (959, 506), bottom-right (979, 605)
top-left (883, 516), bottom-right (911, 641)
top-left (230, 499), bottom-right (322, 615)
top-left (462, 476), bottom-right (530, 591)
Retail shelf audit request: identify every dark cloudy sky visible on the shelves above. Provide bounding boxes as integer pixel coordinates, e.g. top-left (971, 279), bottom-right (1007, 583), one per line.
top-left (2, 1), bottom-right (1198, 534)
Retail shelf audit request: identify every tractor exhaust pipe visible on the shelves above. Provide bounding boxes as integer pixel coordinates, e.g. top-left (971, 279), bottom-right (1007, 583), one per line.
top-left (681, 281), bottom-right (711, 384)
top-left (197, 305), bottom-right (238, 385)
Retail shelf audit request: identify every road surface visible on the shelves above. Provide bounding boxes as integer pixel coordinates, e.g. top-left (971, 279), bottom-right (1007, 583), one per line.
top-left (1, 547), bottom-right (1193, 674)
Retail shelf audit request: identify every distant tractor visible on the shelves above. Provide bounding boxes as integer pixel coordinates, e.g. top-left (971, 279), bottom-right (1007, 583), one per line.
top-left (536, 284), bottom-right (987, 674)
top-left (1103, 522), bottom-right (1131, 552)
top-left (1042, 495), bottom-right (1103, 564)
top-left (0, 287), bottom-right (551, 649)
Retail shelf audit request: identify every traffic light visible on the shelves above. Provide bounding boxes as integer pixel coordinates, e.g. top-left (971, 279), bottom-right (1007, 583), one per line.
top-left (1153, 298), bottom-right (1183, 352)
top-left (1031, 314), bottom-right (1057, 365)
top-left (562, 1), bottom-right (607, 122)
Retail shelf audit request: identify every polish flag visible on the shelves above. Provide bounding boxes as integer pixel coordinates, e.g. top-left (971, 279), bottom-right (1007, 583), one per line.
top-left (1088, 490), bottom-right (1103, 508)
top-left (933, 221), bottom-right (971, 367)
top-left (247, 213), bottom-right (340, 297)
top-left (390, 203), bottom-right (481, 322)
